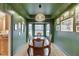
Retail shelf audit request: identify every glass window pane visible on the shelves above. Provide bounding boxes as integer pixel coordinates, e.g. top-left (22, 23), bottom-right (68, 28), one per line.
top-left (35, 24), bottom-right (44, 36)
top-left (46, 24), bottom-right (50, 36)
top-left (28, 24), bottom-right (32, 36)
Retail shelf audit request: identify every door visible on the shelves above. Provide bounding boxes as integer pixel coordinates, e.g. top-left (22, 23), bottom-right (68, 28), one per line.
top-left (0, 12), bottom-right (11, 56)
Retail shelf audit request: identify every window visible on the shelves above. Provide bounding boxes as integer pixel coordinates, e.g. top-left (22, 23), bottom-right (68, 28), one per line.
top-left (28, 22), bottom-right (50, 37)
top-left (35, 24), bottom-right (44, 36)
top-left (46, 24), bottom-right (50, 36)
top-left (28, 24), bottom-right (32, 36)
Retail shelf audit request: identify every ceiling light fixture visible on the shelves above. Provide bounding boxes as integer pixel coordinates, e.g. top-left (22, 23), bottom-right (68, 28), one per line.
top-left (39, 4), bottom-right (42, 8)
top-left (35, 13), bottom-right (45, 22)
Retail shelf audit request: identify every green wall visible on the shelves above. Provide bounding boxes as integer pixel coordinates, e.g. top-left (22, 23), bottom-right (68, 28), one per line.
top-left (53, 5), bottom-right (79, 56)
top-left (54, 31), bottom-right (79, 56)
top-left (12, 15), bottom-right (26, 55)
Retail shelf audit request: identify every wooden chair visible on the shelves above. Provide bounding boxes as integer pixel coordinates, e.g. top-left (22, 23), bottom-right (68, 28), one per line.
top-left (27, 38), bottom-right (51, 56)
top-left (33, 38), bottom-right (44, 56)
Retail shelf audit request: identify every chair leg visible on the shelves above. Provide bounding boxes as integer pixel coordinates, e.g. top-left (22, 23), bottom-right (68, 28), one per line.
top-left (48, 47), bottom-right (51, 56)
top-left (27, 48), bottom-right (30, 56)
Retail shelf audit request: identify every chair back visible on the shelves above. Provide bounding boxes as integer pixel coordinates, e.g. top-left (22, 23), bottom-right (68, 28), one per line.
top-left (27, 38), bottom-right (51, 56)
top-left (33, 38), bottom-right (44, 47)
top-left (33, 38), bottom-right (44, 56)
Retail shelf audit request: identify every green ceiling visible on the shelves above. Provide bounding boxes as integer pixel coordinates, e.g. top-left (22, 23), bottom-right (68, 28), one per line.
top-left (25, 3), bottom-right (63, 15)
top-left (0, 3), bottom-right (77, 20)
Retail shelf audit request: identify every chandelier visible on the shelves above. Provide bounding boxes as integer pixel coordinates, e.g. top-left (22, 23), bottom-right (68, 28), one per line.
top-left (35, 13), bottom-right (45, 22)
